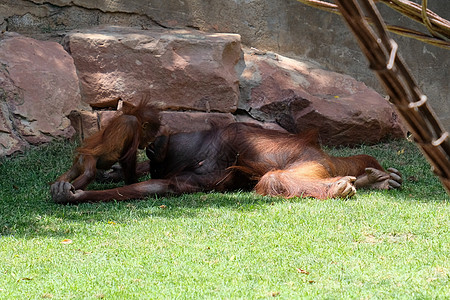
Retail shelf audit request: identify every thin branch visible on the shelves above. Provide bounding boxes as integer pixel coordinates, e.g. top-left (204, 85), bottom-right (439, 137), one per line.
top-left (296, 0), bottom-right (450, 49)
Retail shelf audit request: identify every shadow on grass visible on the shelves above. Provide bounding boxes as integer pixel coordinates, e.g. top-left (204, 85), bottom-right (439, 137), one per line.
top-left (0, 140), bottom-right (283, 237)
top-left (0, 139), bottom-right (448, 239)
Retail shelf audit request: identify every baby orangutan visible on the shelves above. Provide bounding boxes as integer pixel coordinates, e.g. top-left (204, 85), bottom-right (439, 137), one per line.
top-left (56, 99), bottom-right (160, 190)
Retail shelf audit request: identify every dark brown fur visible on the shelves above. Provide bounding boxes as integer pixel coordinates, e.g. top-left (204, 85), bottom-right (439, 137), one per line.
top-left (56, 99), bottom-right (160, 190)
top-left (52, 122), bottom-right (402, 203)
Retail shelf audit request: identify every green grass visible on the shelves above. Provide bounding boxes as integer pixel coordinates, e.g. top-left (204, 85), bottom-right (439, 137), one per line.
top-left (0, 139), bottom-right (449, 299)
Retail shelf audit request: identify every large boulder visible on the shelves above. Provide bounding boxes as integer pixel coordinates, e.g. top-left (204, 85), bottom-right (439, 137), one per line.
top-left (63, 26), bottom-right (241, 112)
top-left (0, 32), bottom-right (82, 156)
top-left (239, 49), bottom-right (405, 146)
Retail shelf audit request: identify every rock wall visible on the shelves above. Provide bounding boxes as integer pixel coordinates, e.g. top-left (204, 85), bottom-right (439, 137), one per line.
top-left (0, 26), bottom-right (405, 156)
top-left (0, 33), bottom-right (83, 156)
top-left (1, 0), bottom-right (449, 131)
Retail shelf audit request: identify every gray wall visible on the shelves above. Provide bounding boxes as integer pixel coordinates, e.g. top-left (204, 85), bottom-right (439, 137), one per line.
top-left (2, 0), bottom-right (449, 130)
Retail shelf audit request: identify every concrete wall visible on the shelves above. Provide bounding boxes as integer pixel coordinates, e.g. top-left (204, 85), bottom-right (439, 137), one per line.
top-left (2, 0), bottom-right (449, 130)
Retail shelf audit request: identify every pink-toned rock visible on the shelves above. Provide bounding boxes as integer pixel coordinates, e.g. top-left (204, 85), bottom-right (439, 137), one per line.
top-left (160, 111), bottom-right (235, 133)
top-left (0, 32), bottom-right (83, 155)
top-left (0, 101), bottom-right (26, 155)
top-left (68, 110), bottom-right (99, 141)
top-left (63, 26), bottom-right (241, 112)
top-left (239, 48), bottom-right (405, 146)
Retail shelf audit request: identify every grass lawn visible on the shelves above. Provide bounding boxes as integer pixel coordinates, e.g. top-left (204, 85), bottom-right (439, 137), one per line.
top-left (0, 138), bottom-right (449, 299)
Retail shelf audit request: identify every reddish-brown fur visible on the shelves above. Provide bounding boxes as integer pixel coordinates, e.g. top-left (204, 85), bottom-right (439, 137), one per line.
top-left (51, 122), bottom-right (402, 203)
top-left (56, 99), bottom-right (160, 190)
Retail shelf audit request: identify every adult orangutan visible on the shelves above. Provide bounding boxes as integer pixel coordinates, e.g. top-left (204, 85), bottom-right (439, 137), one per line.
top-left (51, 122), bottom-right (402, 204)
top-left (55, 99), bottom-right (160, 190)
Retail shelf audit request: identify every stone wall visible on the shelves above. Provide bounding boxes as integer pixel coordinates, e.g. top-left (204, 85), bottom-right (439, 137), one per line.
top-left (1, 0), bottom-right (449, 131)
top-left (0, 27), bottom-right (406, 156)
